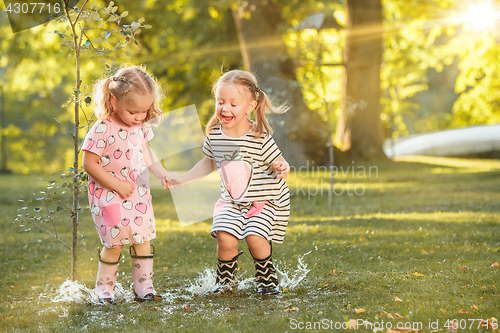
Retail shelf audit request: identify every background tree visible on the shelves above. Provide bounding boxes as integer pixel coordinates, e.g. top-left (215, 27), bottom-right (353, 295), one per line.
top-left (334, 0), bottom-right (385, 159)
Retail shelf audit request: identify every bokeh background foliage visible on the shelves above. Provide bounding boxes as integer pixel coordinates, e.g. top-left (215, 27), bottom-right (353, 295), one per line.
top-left (1, 0), bottom-right (500, 172)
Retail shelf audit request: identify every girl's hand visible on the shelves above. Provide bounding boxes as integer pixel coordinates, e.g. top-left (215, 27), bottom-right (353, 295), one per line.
top-left (166, 172), bottom-right (184, 189)
top-left (273, 160), bottom-right (290, 179)
top-left (159, 175), bottom-right (168, 190)
top-left (114, 180), bottom-right (135, 199)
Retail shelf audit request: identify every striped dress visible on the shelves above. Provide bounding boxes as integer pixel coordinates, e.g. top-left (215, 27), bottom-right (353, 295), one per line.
top-left (202, 125), bottom-right (290, 243)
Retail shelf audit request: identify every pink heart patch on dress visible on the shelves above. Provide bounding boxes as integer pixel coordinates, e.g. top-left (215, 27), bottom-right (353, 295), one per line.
top-left (246, 201), bottom-right (267, 217)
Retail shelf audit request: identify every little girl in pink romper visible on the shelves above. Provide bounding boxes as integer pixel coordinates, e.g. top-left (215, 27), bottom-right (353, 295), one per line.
top-left (82, 65), bottom-right (167, 303)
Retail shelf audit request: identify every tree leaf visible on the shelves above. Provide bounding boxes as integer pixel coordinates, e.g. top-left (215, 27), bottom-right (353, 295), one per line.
top-left (121, 11), bottom-right (129, 18)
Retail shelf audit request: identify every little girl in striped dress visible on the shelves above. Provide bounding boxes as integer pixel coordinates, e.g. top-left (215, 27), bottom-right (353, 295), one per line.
top-left (167, 70), bottom-right (290, 295)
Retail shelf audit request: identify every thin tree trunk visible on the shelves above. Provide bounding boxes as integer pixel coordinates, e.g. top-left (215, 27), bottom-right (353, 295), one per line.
top-left (335, 0), bottom-right (386, 160)
top-left (71, 59), bottom-right (80, 281)
top-left (231, 0), bottom-right (329, 167)
top-left (66, 0), bottom-right (88, 280)
top-left (0, 88), bottom-right (7, 171)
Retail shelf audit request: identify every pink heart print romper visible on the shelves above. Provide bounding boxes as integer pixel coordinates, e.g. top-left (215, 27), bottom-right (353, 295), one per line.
top-left (82, 118), bottom-right (156, 248)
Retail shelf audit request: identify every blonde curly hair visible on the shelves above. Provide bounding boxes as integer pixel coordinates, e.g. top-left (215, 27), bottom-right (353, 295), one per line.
top-left (92, 64), bottom-right (163, 124)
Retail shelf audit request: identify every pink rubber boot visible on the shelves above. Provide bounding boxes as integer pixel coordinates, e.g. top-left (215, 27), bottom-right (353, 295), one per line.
top-left (130, 245), bottom-right (162, 302)
top-left (95, 248), bottom-right (119, 303)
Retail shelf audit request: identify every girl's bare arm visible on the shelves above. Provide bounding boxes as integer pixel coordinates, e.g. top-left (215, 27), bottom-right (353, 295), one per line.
top-left (166, 156), bottom-right (215, 189)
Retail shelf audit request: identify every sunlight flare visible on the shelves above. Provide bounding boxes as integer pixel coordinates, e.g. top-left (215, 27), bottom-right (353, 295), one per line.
top-left (465, 3), bottom-right (498, 29)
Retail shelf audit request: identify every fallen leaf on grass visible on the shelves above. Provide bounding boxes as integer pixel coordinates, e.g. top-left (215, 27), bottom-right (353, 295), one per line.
top-left (395, 297), bottom-right (403, 302)
top-left (387, 313), bottom-right (394, 319)
top-left (460, 266), bottom-right (467, 271)
top-left (183, 306), bottom-right (191, 312)
top-left (480, 286), bottom-right (486, 289)
top-left (447, 321), bottom-right (459, 332)
top-left (421, 250), bottom-right (429, 255)
top-left (285, 307), bottom-right (299, 312)
top-left (355, 308), bottom-right (365, 314)
top-left (394, 313), bottom-right (404, 319)
top-left (491, 262), bottom-right (499, 267)
top-left (481, 317), bottom-right (498, 329)
top-left (55, 277), bottom-right (62, 280)
top-left (163, 267), bottom-right (168, 271)
top-left (345, 319), bottom-right (357, 329)
top-left (458, 309), bottom-right (469, 314)
top-left (414, 272), bottom-right (425, 277)
top-left (381, 311), bottom-right (388, 317)
top-left (470, 305), bottom-right (479, 310)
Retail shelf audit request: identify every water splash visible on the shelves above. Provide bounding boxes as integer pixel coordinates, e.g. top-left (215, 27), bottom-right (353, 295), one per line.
top-left (186, 252), bottom-right (311, 295)
top-left (276, 251), bottom-right (311, 289)
top-left (51, 280), bottom-right (134, 304)
top-left (186, 268), bottom-right (256, 296)
top-left (46, 252), bottom-right (311, 304)
top-left (185, 268), bottom-right (217, 296)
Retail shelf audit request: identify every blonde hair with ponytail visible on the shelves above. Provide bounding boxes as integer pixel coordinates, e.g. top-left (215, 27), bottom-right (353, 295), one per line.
top-left (206, 70), bottom-right (287, 138)
top-left (92, 64), bottom-right (164, 124)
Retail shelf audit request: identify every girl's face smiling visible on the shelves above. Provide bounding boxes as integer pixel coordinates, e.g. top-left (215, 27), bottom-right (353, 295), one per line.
top-left (111, 93), bottom-right (152, 127)
top-left (216, 83), bottom-right (257, 137)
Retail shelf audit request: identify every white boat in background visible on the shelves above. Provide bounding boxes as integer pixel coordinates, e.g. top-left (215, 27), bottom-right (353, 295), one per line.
top-left (383, 124), bottom-right (500, 158)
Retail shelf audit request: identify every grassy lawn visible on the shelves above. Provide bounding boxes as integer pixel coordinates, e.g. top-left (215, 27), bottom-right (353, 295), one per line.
top-left (0, 156), bottom-right (499, 332)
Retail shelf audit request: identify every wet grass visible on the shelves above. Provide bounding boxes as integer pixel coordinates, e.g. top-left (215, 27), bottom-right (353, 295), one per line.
top-left (0, 156), bottom-right (499, 332)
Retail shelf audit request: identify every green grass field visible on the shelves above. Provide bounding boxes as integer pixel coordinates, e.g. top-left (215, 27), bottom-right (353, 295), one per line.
top-left (0, 156), bottom-right (499, 332)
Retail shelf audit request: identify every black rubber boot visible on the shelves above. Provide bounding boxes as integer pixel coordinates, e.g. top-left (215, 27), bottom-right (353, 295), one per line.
top-left (212, 250), bottom-right (244, 296)
top-left (252, 247), bottom-right (279, 295)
